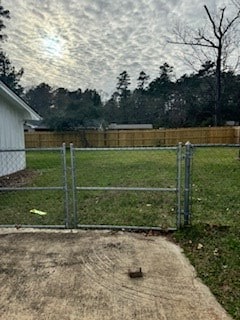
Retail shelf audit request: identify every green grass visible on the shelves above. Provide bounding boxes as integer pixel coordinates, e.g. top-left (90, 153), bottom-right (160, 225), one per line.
top-left (74, 150), bottom-right (177, 188)
top-left (173, 224), bottom-right (240, 319)
top-left (0, 146), bottom-right (239, 318)
top-left (190, 147), bottom-right (240, 226)
top-left (172, 147), bottom-right (240, 319)
top-left (0, 150), bottom-right (67, 225)
top-left (0, 149), bottom-right (178, 227)
top-left (73, 150), bottom-right (178, 227)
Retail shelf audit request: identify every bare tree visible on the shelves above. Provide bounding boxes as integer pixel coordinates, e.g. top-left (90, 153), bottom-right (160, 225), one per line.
top-left (231, 0), bottom-right (240, 10)
top-left (169, 5), bottom-right (240, 125)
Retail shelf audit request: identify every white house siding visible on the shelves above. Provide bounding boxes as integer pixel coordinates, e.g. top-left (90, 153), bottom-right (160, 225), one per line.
top-left (0, 96), bottom-right (26, 176)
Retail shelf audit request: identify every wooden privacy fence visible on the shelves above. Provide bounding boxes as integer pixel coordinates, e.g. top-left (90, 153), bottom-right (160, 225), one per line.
top-left (25, 126), bottom-right (240, 148)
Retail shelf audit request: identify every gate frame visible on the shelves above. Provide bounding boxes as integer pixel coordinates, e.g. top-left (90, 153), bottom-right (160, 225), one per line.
top-left (0, 143), bottom-right (69, 229)
top-left (183, 142), bottom-right (193, 226)
top-left (70, 143), bottom-right (185, 230)
top-left (0, 143), bottom-right (193, 230)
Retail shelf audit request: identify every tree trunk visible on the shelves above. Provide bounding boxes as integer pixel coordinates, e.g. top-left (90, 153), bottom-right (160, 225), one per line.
top-left (215, 41), bottom-right (222, 126)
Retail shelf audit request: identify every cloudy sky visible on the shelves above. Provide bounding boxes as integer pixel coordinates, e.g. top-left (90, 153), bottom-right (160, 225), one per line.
top-left (1, 0), bottom-right (239, 97)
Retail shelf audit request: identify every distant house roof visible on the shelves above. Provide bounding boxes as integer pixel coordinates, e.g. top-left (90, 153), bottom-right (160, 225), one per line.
top-left (0, 81), bottom-right (42, 121)
top-left (24, 120), bottom-right (49, 131)
top-left (108, 123), bottom-right (153, 130)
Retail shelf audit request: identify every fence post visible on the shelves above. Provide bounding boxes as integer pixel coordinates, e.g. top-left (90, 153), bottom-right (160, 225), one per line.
top-left (70, 143), bottom-right (78, 228)
top-left (184, 141), bottom-right (192, 226)
top-left (62, 143), bottom-right (70, 228)
top-left (176, 142), bottom-right (182, 229)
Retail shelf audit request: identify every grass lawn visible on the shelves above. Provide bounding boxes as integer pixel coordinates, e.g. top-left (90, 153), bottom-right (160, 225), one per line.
top-left (0, 150), bottom-right (67, 226)
top-left (0, 146), bottom-right (239, 318)
top-left (72, 149), bottom-right (178, 227)
top-left (173, 147), bottom-right (240, 320)
top-left (173, 224), bottom-right (240, 320)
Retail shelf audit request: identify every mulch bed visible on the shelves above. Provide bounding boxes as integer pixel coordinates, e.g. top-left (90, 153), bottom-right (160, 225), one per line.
top-left (0, 170), bottom-right (38, 188)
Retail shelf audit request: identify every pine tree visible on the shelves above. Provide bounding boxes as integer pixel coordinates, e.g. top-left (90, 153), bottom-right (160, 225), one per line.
top-left (0, 2), bottom-right (24, 94)
top-left (0, 2), bottom-right (10, 43)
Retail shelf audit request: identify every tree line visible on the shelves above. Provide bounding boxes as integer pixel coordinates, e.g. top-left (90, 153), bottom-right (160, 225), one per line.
top-left (1, 1), bottom-right (240, 130)
top-left (9, 63), bottom-right (240, 129)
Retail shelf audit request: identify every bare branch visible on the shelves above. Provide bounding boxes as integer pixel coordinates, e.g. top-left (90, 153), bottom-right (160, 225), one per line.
top-left (231, 0), bottom-right (240, 10)
top-left (222, 9), bottom-right (240, 36)
top-left (204, 5), bottom-right (219, 39)
top-left (169, 4), bottom-right (240, 74)
top-left (168, 3), bottom-right (240, 126)
top-left (218, 7), bottom-right (226, 36)
top-left (195, 31), bottom-right (218, 48)
top-left (167, 39), bottom-right (217, 48)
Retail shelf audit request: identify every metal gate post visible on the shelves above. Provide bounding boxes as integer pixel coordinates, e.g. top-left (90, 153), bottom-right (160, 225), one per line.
top-left (61, 143), bottom-right (70, 228)
top-left (184, 141), bottom-right (192, 226)
top-left (176, 142), bottom-right (182, 229)
top-left (70, 143), bottom-right (78, 228)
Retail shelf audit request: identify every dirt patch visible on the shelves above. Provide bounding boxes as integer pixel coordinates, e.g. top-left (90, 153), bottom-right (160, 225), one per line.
top-left (0, 169), bottom-right (38, 188)
top-left (0, 229), bottom-right (232, 320)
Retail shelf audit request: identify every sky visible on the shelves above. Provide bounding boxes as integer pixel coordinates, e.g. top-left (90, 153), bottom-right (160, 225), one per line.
top-left (1, 0), bottom-right (239, 98)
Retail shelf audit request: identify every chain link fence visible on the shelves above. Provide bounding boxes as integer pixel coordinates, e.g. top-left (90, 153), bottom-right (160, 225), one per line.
top-left (2, 143), bottom-right (238, 230)
top-left (190, 145), bottom-right (240, 226)
top-left (0, 150), bottom-right (26, 177)
top-left (70, 146), bottom-right (183, 230)
top-left (0, 146), bottom-right (68, 228)
top-left (0, 144), bottom-right (184, 229)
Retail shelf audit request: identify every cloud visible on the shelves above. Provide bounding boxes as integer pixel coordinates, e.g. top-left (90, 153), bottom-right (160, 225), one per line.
top-left (1, 0), bottom-right (238, 96)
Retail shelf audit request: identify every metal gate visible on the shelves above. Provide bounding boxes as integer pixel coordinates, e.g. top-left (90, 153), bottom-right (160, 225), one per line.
top-left (0, 143), bottom-right (192, 230)
top-left (70, 143), bottom-right (191, 230)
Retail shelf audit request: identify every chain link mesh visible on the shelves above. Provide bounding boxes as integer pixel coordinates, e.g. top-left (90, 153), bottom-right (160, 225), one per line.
top-left (0, 148), bottom-right (67, 226)
top-left (191, 146), bottom-right (240, 226)
top-left (72, 148), bottom-right (180, 228)
top-left (0, 151), bottom-right (26, 177)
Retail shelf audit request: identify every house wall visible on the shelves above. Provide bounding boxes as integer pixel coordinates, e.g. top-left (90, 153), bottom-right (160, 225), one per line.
top-left (0, 95), bottom-right (26, 177)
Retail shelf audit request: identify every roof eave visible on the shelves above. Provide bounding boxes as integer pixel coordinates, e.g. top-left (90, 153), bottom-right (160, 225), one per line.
top-left (0, 81), bottom-right (42, 121)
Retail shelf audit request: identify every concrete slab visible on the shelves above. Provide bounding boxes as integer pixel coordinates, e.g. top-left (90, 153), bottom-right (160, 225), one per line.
top-left (0, 229), bottom-right (232, 320)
